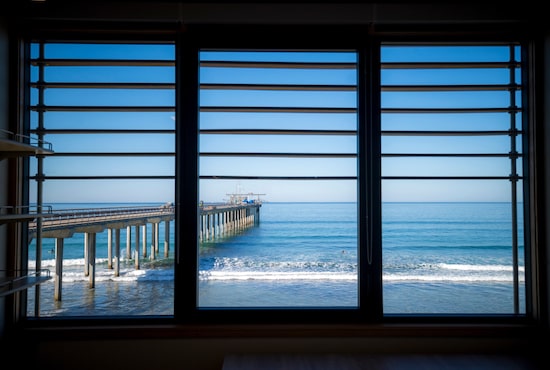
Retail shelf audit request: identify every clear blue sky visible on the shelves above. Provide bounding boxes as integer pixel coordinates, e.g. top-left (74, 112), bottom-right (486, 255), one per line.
top-left (28, 44), bottom-right (522, 204)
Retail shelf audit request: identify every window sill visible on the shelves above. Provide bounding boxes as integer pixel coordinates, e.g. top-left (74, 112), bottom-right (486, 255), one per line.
top-left (17, 322), bottom-right (544, 341)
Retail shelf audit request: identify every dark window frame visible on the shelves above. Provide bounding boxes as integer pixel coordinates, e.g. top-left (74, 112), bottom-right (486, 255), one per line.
top-left (13, 22), bottom-right (541, 330)
top-left (176, 25), bottom-right (535, 325)
top-left (177, 26), bottom-right (383, 325)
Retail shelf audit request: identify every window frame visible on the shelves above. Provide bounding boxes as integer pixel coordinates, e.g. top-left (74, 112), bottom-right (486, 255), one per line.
top-left (177, 25), bottom-right (534, 325)
top-left (177, 25), bottom-right (380, 324)
top-left (13, 22), bottom-right (541, 329)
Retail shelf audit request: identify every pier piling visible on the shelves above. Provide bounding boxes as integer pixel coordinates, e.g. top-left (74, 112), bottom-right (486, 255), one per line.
top-left (54, 238), bottom-right (63, 301)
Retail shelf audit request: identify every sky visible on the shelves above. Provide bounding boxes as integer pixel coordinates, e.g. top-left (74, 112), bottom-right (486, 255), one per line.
top-left (28, 43), bottom-right (523, 204)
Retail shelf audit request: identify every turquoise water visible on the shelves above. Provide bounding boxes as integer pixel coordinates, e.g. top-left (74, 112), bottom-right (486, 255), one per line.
top-left (27, 202), bottom-right (525, 316)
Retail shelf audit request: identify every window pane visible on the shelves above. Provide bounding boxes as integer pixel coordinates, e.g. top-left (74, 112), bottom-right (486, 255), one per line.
top-left (198, 51), bottom-right (359, 308)
top-left (27, 42), bottom-right (175, 317)
top-left (381, 44), bottom-right (525, 314)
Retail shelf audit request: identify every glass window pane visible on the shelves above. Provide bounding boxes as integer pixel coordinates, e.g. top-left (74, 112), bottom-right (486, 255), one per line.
top-left (27, 42), bottom-right (175, 317)
top-left (197, 51), bottom-right (359, 308)
top-left (381, 44), bottom-right (525, 314)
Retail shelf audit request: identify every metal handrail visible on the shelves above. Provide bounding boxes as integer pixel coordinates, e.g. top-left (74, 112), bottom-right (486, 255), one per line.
top-left (28, 205), bottom-right (175, 229)
top-left (0, 128), bottom-right (53, 151)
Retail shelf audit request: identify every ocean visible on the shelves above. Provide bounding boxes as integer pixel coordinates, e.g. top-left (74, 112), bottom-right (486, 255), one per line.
top-left (27, 202), bottom-right (525, 317)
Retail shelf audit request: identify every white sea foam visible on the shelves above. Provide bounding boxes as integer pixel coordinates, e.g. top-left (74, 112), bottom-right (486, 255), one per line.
top-left (31, 258), bottom-right (524, 284)
top-left (383, 274), bottom-right (524, 283)
top-left (30, 257), bottom-right (119, 268)
top-left (438, 263), bottom-right (524, 272)
top-left (199, 270), bottom-right (357, 281)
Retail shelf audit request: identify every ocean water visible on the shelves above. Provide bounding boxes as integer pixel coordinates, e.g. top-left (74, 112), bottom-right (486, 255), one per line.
top-left (27, 202), bottom-right (525, 317)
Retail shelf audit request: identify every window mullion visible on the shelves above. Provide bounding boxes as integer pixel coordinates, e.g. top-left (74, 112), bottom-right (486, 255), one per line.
top-left (175, 33), bottom-right (200, 323)
top-left (508, 44), bottom-right (520, 314)
top-left (359, 40), bottom-right (383, 321)
top-left (521, 40), bottom-right (535, 319)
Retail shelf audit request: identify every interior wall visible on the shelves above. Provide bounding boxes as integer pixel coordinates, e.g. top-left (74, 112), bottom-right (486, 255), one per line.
top-left (0, 15), bottom-right (9, 337)
top-left (1, 2), bottom-right (549, 369)
top-left (11, 1), bottom-right (536, 25)
top-left (28, 335), bottom-right (539, 370)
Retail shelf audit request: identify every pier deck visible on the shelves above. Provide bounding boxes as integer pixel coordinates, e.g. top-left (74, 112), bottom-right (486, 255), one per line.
top-left (29, 204), bottom-right (176, 239)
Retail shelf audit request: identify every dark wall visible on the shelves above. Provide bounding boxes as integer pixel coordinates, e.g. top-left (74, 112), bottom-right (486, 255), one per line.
top-left (1, 2), bottom-right (549, 369)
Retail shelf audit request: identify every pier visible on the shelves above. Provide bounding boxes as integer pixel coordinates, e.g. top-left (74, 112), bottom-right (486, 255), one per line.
top-left (28, 200), bottom-right (261, 301)
top-left (199, 203), bottom-right (261, 242)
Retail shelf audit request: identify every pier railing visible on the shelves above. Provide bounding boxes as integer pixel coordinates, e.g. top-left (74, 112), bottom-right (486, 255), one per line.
top-left (29, 204), bottom-right (175, 230)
